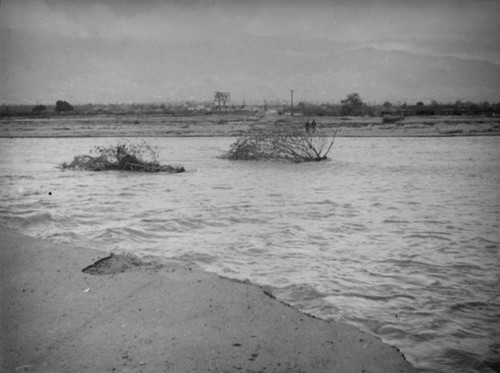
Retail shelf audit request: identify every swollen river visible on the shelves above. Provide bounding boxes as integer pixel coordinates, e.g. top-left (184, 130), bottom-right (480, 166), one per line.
top-left (1, 136), bottom-right (499, 373)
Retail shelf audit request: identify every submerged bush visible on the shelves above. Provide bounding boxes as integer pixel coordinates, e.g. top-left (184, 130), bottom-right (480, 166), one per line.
top-left (60, 141), bottom-right (185, 173)
top-left (220, 124), bottom-right (339, 162)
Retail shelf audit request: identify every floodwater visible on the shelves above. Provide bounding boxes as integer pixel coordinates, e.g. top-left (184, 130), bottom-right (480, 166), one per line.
top-left (1, 136), bottom-right (499, 373)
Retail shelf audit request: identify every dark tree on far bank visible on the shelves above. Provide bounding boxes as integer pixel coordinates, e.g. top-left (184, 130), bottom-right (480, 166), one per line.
top-left (32, 105), bottom-right (46, 113)
top-left (55, 100), bottom-right (74, 112)
top-left (341, 93), bottom-right (365, 116)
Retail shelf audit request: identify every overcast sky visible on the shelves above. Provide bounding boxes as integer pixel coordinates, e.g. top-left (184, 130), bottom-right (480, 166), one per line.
top-left (1, 0), bottom-right (499, 104)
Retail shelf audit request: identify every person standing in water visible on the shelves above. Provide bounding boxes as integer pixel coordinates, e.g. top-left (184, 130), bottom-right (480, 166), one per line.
top-left (305, 119), bottom-right (310, 134)
top-left (311, 119), bottom-right (317, 133)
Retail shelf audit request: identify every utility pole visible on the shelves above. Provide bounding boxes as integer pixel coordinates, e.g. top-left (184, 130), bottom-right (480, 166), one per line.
top-left (290, 90), bottom-right (294, 116)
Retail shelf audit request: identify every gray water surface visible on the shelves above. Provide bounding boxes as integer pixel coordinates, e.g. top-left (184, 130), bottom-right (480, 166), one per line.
top-left (1, 136), bottom-right (499, 373)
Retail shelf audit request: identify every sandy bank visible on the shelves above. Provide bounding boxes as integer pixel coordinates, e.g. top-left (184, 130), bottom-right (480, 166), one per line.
top-left (1, 228), bottom-right (416, 372)
top-left (1, 114), bottom-right (499, 138)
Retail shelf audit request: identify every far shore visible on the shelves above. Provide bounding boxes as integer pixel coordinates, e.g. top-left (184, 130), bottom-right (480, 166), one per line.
top-left (1, 114), bottom-right (499, 138)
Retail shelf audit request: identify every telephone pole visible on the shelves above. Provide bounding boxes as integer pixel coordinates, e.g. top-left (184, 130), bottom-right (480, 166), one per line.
top-left (290, 90), bottom-right (294, 116)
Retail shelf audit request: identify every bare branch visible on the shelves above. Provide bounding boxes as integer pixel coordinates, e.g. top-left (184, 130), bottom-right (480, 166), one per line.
top-left (220, 123), bottom-right (337, 162)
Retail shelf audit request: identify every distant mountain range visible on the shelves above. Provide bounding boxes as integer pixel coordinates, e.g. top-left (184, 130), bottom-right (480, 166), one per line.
top-left (312, 47), bottom-right (500, 104)
top-left (1, 31), bottom-right (499, 104)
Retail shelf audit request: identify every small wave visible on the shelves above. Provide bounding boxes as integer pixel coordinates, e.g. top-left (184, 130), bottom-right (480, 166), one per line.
top-left (341, 223), bottom-right (367, 232)
top-left (410, 331), bottom-right (439, 343)
top-left (339, 292), bottom-right (416, 302)
top-left (8, 211), bottom-right (54, 227)
top-left (442, 348), bottom-right (485, 370)
top-left (92, 228), bottom-right (129, 242)
top-left (277, 283), bottom-right (325, 302)
top-left (122, 227), bottom-right (160, 241)
top-left (267, 193), bottom-right (282, 198)
top-left (117, 192), bottom-right (136, 197)
top-left (174, 251), bottom-right (217, 264)
top-left (376, 324), bottom-right (407, 338)
top-left (93, 226), bottom-right (161, 244)
top-left (9, 198), bottom-right (54, 210)
top-left (451, 262), bottom-right (483, 271)
top-left (227, 215), bottom-right (268, 225)
top-left (212, 185), bottom-right (233, 190)
top-left (2, 175), bottom-right (35, 180)
top-left (383, 219), bottom-right (410, 224)
top-left (475, 237), bottom-right (499, 246)
top-left (48, 231), bottom-right (80, 241)
top-left (406, 233), bottom-right (453, 241)
top-left (141, 215), bottom-right (174, 223)
top-left (147, 218), bottom-right (208, 232)
top-left (305, 199), bottom-right (337, 206)
top-left (449, 301), bottom-right (489, 312)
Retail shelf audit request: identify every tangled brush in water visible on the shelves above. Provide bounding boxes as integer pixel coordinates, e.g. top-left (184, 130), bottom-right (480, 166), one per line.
top-left (60, 141), bottom-right (185, 173)
top-left (219, 123), bottom-right (339, 162)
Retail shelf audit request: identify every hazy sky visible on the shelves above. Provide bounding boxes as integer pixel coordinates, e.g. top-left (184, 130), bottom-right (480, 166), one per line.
top-left (1, 0), bottom-right (500, 104)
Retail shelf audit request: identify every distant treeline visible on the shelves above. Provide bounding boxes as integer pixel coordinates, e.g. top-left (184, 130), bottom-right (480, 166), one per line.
top-left (1, 95), bottom-right (500, 118)
top-left (298, 93), bottom-right (500, 117)
top-left (298, 101), bottom-right (500, 117)
top-left (1, 102), bottom-right (225, 118)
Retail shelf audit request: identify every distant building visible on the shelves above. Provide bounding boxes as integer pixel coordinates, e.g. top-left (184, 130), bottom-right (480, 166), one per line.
top-left (214, 92), bottom-right (230, 111)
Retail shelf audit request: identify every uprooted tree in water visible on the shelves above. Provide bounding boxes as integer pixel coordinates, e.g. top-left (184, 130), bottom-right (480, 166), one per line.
top-left (60, 141), bottom-right (185, 173)
top-left (220, 123), bottom-right (339, 162)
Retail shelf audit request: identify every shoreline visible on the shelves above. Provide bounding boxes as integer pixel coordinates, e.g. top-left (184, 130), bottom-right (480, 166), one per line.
top-left (1, 114), bottom-right (499, 138)
top-left (1, 227), bottom-right (417, 372)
